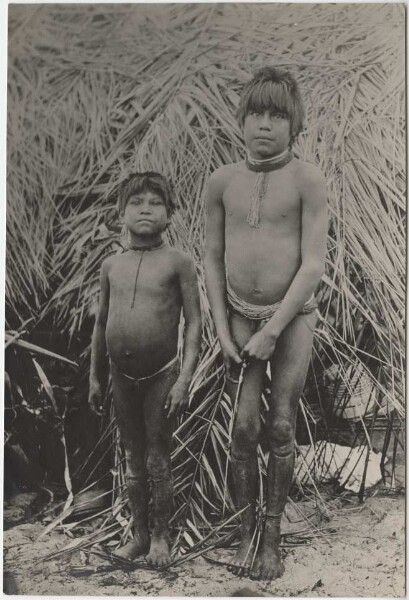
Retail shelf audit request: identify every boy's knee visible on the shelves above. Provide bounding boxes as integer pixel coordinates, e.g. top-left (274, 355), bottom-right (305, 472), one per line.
top-left (268, 417), bottom-right (295, 454)
top-left (232, 420), bottom-right (260, 458)
top-left (124, 451), bottom-right (146, 478)
top-left (146, 450), bottom-right (171, 482)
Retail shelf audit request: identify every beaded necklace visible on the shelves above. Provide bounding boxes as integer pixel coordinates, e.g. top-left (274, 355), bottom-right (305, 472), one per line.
top-left (245, 148), bottom-right (293, 228)
top-left (129, 240), bottom-right (165, 308)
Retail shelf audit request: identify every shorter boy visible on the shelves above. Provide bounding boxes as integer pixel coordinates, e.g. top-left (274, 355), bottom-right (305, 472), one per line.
top-left (89, 172), bottom-right (202, 567)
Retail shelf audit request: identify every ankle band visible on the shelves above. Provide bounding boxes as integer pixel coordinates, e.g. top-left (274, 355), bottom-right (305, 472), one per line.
top-left (231, 453), bottom-right (255, 463)
top-left (126, 473), bottom-right (146, 482)
top-left (264, 512), bottom-right (283, 526)
top-left (270, 449), bottom-right (294, 459)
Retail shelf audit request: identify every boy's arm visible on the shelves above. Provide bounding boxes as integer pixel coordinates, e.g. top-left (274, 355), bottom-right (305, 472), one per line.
top-left (89, 259), bottom-right (111, 415)
top-left (165, 254), bottom-right (202, 418)
top-left (244, 165), bottom-right (327, 360)
top-left (204, 169), bottom-right (242, 373)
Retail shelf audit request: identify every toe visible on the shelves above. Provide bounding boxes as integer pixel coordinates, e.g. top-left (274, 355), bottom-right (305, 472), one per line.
top-left (264, 566), bottom-right (280, 581)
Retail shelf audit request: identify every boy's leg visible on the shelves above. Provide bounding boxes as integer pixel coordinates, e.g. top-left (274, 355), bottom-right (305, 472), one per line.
top-left (143, 362), bottom-right (179, 568)
top-left (111, 370), bottom-right (150, 560)
top-left (227, 312), bottom-right (265, 575)
top-left (250, 311), bottom-right (317, 580)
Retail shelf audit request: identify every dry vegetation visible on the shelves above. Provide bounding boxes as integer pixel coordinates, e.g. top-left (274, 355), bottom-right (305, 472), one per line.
top-left (6, 3), bottom-right (405, 559)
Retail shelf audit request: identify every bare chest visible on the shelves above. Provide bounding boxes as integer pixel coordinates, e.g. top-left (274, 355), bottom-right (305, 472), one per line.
top-left (108, 254), bottom-right (178, 303)
top-left (223, 170), bottom-right (300, 228)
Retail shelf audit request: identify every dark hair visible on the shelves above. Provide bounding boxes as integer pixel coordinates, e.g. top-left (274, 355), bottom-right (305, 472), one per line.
top-left (237, 67), bottom-right (304, 142)
top-left (118, 171), bottom-right (175, 217)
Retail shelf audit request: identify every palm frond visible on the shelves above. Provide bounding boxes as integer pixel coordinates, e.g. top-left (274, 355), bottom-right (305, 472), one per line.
top-left (7, 3), bottom-right (405, 555)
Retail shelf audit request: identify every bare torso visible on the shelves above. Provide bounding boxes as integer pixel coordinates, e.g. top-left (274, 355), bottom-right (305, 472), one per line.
top-left (105, 247), bottom-right (181, 378)
top-left (223, 159), bottom-right (303, 305)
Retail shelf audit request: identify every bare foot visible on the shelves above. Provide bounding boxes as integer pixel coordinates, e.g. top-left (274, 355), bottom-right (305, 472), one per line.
top-left (227, 536), bottom-right (255, 576)
top-left (250, 523), bottom-right (284, 581)
top-left (112, 535), bottom-right (150, 562)
top-left (146, 534), bottom-right (171, 568)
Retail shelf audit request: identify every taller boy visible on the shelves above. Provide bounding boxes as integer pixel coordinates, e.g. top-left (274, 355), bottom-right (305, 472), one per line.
top-left (205, 67), bottom-right (327, 580)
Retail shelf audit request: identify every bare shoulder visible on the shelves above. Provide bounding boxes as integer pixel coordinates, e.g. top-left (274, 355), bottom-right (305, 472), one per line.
top-left (168, 247), bottom-right (196, 275)
top-left (207, 162), bottom-right (244, 200)
top-left (294, 159), bottom-right (326, 188)
top-left (293, 159), bottom-right (326, 205)
top-left (100, 253), bottom-right (119, 275)
top-left (166, 247), bottom-right (197, 284)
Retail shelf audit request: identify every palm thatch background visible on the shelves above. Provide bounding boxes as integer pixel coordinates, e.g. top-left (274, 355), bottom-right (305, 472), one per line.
top-left (6, 3), bottom-right (405, 556)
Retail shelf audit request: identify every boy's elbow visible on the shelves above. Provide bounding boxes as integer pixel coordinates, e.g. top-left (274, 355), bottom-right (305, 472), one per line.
top-left (191, 317), bottom-right (202, 348)
top-left (186, 312), bottom-right (202, 332)
top-left (194, 316), bottom-right (202, 339)
top-left (313, 263), bottom-right (325, 281)
top-left (304, 261), bottom-right (325, 281)
top-left (203, 253), bottom-right (213, 274)
top-left (95, 314), bottom-right (108, 330)
top-left (204, 249), bottom-right (222, 270)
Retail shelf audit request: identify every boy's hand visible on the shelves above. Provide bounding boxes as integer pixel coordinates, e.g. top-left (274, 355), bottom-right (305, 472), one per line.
top-left (165, 381), bottom-right (189, 419)
top-left (220, 337), bottom-right (242, 380)
top-left (242, 329), bottom-right (278, 362)
top-left (89, 380), bottom-right (104, 416)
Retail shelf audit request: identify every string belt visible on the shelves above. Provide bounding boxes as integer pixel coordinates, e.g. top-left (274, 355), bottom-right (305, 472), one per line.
top-left (111, 355), bottom-right (179, 385)
top-left (226, 279), bottom-right (317, 321)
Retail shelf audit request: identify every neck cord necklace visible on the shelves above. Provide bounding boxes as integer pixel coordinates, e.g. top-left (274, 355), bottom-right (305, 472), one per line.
top-left (245, 148), bottom-right (293, 228)
top-left (129, 240), bottom-right (165, 308)
top-left (245, 148), bottom-right (293, 172)
top-left (129, 239), bottom-right (165, 252)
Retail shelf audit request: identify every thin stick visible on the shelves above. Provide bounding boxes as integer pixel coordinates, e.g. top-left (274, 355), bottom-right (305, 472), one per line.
top-left (168, 505), bottom-right (248, 568)
top-left (222, 361), bottom-right (247, 515)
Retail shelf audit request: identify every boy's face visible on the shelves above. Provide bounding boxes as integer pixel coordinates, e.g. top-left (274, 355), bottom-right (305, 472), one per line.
top-left (123, 190), bottom-right (169, 236)
top-left (243, 110), bottom-right (291, 159)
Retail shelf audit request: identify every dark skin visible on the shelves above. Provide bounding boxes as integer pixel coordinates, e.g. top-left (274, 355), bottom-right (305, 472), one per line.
top-left (205, 109), bottom-right (327, 580)
top-left (89, 190), bottom-right (201, 567)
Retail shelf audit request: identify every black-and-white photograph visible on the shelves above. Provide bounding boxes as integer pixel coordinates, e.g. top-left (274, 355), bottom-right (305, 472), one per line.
top-left (4, 2), bottom-right (405, 596)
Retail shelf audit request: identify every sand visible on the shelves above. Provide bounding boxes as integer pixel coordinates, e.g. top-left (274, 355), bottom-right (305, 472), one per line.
top-left (4, 490), bottom-right (405, 597)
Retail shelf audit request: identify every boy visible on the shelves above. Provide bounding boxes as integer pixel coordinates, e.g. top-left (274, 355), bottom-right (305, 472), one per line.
top-left (89, 172), bottom-right (201, 567)
top-left (205, 67), bottom-right (327, 580)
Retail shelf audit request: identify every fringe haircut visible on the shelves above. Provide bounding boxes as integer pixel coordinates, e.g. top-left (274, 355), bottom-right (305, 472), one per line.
top-left (237, 66), bottom-right (305, 140)
top-left (118, 171), bottom-right (176, 217)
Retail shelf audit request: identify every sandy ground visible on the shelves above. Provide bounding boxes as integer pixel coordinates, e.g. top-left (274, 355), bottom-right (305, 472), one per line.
top-left (3, 488), bottom-right (405, 597)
